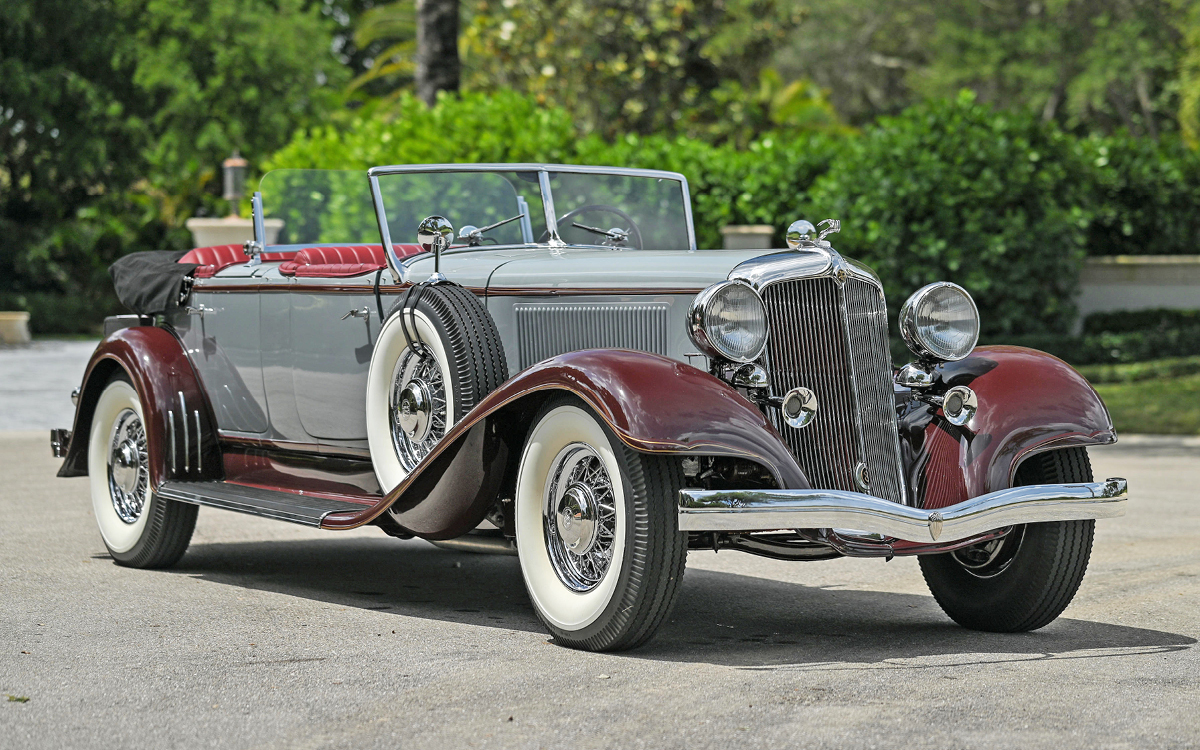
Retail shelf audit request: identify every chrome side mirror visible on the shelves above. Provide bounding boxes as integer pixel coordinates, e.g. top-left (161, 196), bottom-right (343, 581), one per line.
top-left (786, 220), bottom-right (816, 249)
top-left (417, 215), bottom-right (455, 274)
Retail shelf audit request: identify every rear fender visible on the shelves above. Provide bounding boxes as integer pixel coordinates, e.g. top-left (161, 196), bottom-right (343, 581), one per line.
top-left (901, 345), bottom-right (1115, 510)
top-left (324, 349), bottom-right (807, 536)
top-left (57, 326), bottom-right (221, 487)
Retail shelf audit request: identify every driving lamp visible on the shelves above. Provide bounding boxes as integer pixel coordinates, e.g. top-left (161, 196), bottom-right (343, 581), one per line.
top-left (688, 280), bottom-right (769, 363)
top-left (899, 282), bottom-right (980, 362)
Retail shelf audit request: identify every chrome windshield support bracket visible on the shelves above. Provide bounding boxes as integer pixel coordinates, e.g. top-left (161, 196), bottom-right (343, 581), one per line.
top-left (678, 478), bottom-right (1128, 543)
top-left (245, 192), bottom-right (266, 266)
top-left (537, 170), bottom-right (566, 248)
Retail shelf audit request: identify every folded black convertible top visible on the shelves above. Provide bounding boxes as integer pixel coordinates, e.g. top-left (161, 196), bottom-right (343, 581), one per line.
top-left (109, 250), bottom-right (200, 316)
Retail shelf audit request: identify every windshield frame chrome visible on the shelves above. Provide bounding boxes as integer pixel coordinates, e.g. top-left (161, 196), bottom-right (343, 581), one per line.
top-left (367, 163), bottom-right (698, 282)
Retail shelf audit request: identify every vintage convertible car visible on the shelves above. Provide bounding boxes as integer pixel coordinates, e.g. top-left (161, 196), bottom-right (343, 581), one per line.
top-left (52, 163), bottom-right (1128, 651)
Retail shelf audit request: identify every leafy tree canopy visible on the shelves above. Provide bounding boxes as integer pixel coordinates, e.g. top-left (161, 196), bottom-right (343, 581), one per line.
top-left (0, 0), bottom-right (349, 297)
top-left (775, 0), bottom-right (1189, 138)
top-left (459, 0), bottom-right (838, 143)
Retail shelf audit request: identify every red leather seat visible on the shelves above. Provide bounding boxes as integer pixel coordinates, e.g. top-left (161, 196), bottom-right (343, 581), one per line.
top-left (278, 244), bottom-right (425, 278)
top-left (178, 245), bottom-right (296, 278)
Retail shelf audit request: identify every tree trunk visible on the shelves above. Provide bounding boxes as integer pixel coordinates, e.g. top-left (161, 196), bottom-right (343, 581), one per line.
top-left (416, 0), bottom-right (460, 106)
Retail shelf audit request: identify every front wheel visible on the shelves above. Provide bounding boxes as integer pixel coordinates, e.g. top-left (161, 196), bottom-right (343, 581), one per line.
top-left (919, 447), bottom-right (1096, 632)
top-left (515, 395), bottom-right (687, 651)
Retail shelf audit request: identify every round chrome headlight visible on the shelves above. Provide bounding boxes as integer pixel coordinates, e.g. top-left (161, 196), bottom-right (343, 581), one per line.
top-left (899, 282), bottom-right (980, 361)
top-left (688, 280), bottom-right (769, 363)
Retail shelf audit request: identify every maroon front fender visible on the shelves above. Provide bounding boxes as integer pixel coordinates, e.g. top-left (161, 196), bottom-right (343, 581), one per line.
top-left (323, 349), bottom-right (807, 535)
top-left (57, 327), bottom-right (220, 487)
top-left (903, 346), bottom-right (1115, 511)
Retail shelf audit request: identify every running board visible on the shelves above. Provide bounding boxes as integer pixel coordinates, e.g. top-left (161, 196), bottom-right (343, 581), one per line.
top-left (157, 481), bottom-right (371, 527)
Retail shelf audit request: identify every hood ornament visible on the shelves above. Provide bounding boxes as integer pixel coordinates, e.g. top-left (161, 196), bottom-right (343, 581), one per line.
top-left (815, 218), bottom-right (840, 244)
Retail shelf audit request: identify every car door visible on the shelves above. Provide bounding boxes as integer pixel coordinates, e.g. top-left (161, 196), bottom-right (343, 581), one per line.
top-left (176, 266), bottom-right (271, 435)
top-left (288, 275), bottom-right (379, 442)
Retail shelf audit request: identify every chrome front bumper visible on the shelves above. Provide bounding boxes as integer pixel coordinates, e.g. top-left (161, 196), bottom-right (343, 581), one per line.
top-left (678, 478), bottom-right (1128, 543)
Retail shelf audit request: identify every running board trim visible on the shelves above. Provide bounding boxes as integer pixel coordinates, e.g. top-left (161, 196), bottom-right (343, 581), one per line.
top-left (157, 481), bottom-right (370, 527)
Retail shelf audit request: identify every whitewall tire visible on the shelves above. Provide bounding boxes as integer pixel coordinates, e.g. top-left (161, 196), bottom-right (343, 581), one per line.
top-left (366, 309), bottom-right (457, 493)
top-left (88, 376), bottom-right (196, 567)
top-left (365, 284), bottom-right (509, 512)
top-left (515, 395), bottom-right (688, 651)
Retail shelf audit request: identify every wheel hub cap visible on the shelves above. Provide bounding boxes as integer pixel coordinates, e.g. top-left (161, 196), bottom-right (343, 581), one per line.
top-left (397, 379), bottom-right (433, 442)
top-left (389, 347), bottom-right (448, 473)
top-left (112, 442), bottom-right (140, 494)
top-left (543, 443), bottom-right (617, 592)
top-left (107, 409), bottom-right (148, 525)
top-left (556, 483), bottom-right (599, 554)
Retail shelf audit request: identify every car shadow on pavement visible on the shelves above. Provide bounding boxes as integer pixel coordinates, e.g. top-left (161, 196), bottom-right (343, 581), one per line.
top-left (642, 567), bottom-right (1196, 668)
top-left (171, 536), bottom-right (1195, 668)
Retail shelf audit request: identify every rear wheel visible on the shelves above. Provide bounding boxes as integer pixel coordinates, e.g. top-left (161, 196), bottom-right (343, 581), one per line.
top-left (88, 375), bottom-right (196, 568)
top-left (919, 447), bottom-right (1096, 632)
top-left (515, 395), bottom-right (687, 651)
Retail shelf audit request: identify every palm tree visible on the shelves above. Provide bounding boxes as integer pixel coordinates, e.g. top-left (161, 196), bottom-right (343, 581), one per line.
top-left (416, 0), bottom-right (460, 105)
top-left (350, 0), bottom-right (459, 106)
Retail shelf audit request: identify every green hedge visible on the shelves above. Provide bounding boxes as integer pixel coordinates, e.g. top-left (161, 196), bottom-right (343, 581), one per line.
top-left (1078, 356), bottom-right (1200, 385)
top-left (265, 91), bottom-right (844, 251)
top-left (1081, 308), bottom-right (1200, 335)
top-left (806, 93), bottom-right (1091, 337)
top-left (1082, 135), bottom-right (1200, 258)
top-left (11, 87), bottom-right (1170, 343)
top-left (0, 291), bottom-right (123, 336)
top-left (984, 327), bottom-right (1200, 366)
top-left (268, 91), bottom-right (1096, 338)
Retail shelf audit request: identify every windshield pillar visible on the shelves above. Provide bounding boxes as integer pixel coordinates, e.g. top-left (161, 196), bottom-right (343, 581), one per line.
top-left (537, 170), bottom-right (565, 248)
top-left (368, 173), bottom-right (402, 283)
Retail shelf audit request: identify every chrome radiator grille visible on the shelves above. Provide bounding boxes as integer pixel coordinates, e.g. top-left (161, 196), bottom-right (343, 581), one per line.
top-left (760, 277), bottom-right (907, 504)
top-left (515, 302), bottom-right (670, 369)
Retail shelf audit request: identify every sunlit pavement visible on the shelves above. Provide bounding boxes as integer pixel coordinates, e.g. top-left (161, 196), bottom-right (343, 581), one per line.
top-left (1, 344), bottom-right (1197, 748)
top-left (0, 340), bottom-right (97, 432)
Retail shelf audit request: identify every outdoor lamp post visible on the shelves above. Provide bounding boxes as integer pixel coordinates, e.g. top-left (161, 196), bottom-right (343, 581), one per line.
top-left (222, 151), bottom-right (249, 217)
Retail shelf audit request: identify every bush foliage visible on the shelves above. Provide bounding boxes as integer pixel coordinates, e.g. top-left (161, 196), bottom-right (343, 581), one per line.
top-left (21, 85), bottom-right (1200, 339)
top-left (806, 92), bottom-right (1092, 336)
top-left (270, 90), bottom-right (1101, 337)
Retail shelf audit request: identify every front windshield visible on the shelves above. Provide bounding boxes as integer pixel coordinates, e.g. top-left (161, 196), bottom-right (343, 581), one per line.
top-left (372, 166), bottom-right (694, 252)
top-left (259, 169), bottom-right (377, 245)
top-left (375, 170), bottom-right (548, 247)
top-left (547, 171), bottom-right (691, 250)
top-left (256, 167), bottom-right (695, 253)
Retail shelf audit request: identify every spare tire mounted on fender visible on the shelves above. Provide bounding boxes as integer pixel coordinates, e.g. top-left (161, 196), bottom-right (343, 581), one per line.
top-left (366, 281), bottom-right (508, 494)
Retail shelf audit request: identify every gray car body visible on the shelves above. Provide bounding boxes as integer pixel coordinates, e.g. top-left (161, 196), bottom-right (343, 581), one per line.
top-left (170, 241), bottom-right (782, 457)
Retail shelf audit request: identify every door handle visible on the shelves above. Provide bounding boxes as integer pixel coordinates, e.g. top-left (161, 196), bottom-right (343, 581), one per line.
top-left (341, 307), bottom-right (371, 321)
top-left (186, 304), bottom-right (221, 318)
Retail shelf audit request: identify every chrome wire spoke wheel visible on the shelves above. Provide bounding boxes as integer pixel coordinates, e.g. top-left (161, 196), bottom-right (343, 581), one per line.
top-left (920, 448), bottom-right (1097, 633)
top-left (106, 408), bottom-right (149, 524)
top-left (388, 347), bottom-right (449, 472)
top-left (515, 396), bottom-right (688, 651)
top-left (88, 377), bottom-right (196, 566)
top-left (542, 442), bottom-right (618, 592)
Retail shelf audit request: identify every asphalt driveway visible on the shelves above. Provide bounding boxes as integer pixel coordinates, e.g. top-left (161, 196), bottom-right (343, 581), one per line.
top-left (1, 430), bottom-right (1197, 749)
top-left (1, 341), bottom-right (1197, 748)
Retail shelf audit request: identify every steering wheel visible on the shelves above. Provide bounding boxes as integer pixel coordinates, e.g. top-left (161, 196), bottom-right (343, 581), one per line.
top-left (538, 204), bottom-right (644, 249)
